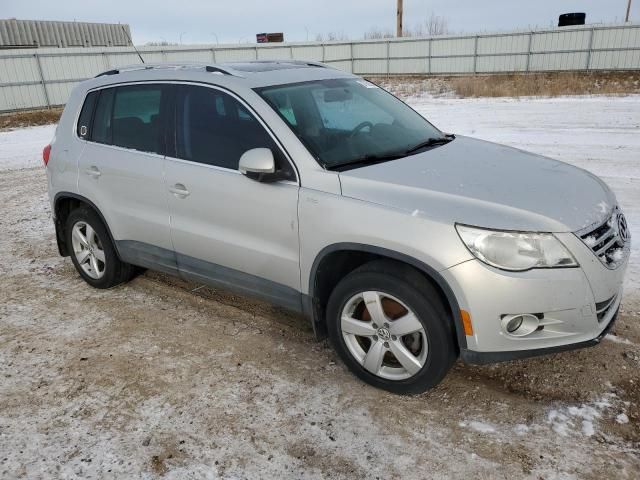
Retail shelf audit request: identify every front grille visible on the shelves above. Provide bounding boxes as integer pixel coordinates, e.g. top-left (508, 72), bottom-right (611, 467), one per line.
top-left (578, 207), bottom-right (630, 269)
top-left (595, 295), bottom-right (617, 323)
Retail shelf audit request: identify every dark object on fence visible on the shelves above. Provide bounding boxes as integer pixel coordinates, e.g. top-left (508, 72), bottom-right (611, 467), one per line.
top-left (256, 33), bottom-right (284, 43)
top-left (558, 13), bottom-right (586, 27)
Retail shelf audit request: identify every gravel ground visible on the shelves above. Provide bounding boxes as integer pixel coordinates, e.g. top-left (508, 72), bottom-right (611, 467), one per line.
top-left (0, 96), bottom-right (639, 479)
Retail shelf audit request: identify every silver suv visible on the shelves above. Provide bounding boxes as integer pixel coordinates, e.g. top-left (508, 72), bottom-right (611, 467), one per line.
top-left (45, 61), bottom-right (630, 393)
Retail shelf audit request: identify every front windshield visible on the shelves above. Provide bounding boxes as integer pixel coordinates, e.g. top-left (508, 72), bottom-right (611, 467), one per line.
top-left (256, 78), bottom-right (446, 170)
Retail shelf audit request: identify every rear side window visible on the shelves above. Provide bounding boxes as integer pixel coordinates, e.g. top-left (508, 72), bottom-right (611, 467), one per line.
top-left (77, 91), bottom-right (98, 139)
top-left (88, 84), bottom-right (166, 154)
top-left (174, 85), bottom-right (293, 179)
top-left (92, 88), bottom-right (115, 145)
top-left (112, 85), bottom-right (165, 153)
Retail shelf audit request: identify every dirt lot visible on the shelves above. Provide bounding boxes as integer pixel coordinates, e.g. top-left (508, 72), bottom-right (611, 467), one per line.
top-left (1, 97), bottom-right (639, 479)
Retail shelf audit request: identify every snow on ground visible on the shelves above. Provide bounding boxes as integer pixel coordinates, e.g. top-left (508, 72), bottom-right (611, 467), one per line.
top-left (0, 124), bottom-right (55, 171)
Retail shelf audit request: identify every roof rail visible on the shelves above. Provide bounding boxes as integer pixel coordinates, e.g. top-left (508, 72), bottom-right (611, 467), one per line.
top-left (285, 60), bottom-right (333, 69)
top-left (95, 63), bottom-right (236, 78)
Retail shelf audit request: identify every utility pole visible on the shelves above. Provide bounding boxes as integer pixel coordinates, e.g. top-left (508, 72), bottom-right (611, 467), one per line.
top-left (626, 0), bottom-right (632, 22)
top-left (397, 0), bottom-right (403, 37)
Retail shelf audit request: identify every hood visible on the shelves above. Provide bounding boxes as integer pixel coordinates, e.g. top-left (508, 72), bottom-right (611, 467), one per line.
top-left (338, 136), bottom-right (615, 232)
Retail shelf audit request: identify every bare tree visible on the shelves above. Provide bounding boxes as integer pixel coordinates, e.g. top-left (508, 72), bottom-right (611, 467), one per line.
top-left (364, 13), bottom-right (449, 40)
top-left (406, 13), bottom-right (450, 37)
top-left (145, 40), bottom-right (179, 46)
top-left (423, 13), bottom-right (449, 36)
top-left (364, 27), bottom-right (395, 40)
top-left (315, 31), bottom-right (350, 42)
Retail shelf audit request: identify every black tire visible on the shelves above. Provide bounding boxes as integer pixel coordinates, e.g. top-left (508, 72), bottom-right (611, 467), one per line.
top-left (65, 206), bottom-right (135, 289)
top-left (327, 260), bottom-right (457, 394)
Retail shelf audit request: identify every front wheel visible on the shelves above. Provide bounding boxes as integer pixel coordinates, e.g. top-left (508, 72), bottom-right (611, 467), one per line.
top-left (327, 261), bottom-right (457, 394)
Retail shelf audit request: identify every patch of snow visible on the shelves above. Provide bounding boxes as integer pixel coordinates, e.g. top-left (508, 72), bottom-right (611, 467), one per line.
top-left (0, 124), bottom-right (56, 171)
top-left (459, 420), bottom-right (497, 434)
top-left (616, 413), bottom-right (629, 424)
top-left (597, 201), bottom-right (609, 214)
top-left (605, 334), bottom-right (635, 345)
top-left (546, 393), bottom-right (616, 437)
top-left (583, 236), bottom-right (597, 248)
top-left (513, 424), bottom-right (530, 436)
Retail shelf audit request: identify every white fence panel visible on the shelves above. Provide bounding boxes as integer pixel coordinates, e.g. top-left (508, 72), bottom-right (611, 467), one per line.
top-left (389, 39), bottom-right (428, 58)
top-left (477, 54), bottom-right (528, 73)
top-left (593, 26), bottom-right (640, 49)
top-left (353, 59), bottom-right (386, 74)
top-left (164, 50), bottom-right (212, 63)
top-left (323, 43), bottom-right (350, 61)
top-left (532, 29), bottom-right (591, 52)
top-left (431, 56), bottom-right (474, 74)
top-left (40, 54), bottom-right (104, 81)
top-left (353, 42), bottom-right (387, 59)
top-left (478, 33), bottom-right (529, 55)
top-left (257, 46), bottom-right (291, 60)
top-left (46, 82), bottom-right (75, 106)
top-left (326, 59), bottom-right (353, 72)
top-left (591, 49), bottom-right (640, 70)
top-left (431, 37), bottom-right (475, 56)
top-left (0, 84), bottom-right (46, 110)
top-left (291, 45), bottom-right (323, 61)
top-left (214, 48), bottom-right (256, 62)
top-left (530, 51), bottom-right (589, 71)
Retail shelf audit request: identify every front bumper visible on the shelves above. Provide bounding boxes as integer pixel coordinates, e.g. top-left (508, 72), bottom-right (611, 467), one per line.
top-left (461, 307), bottom-right (618, 364)
top-left (441, 231), bottom-right (628, 363)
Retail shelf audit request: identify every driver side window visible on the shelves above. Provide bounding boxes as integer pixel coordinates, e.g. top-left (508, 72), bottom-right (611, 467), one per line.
top-left (310, 88), bottom-right (393, 131)
top-left (175, 85), bottom-right (295, 180)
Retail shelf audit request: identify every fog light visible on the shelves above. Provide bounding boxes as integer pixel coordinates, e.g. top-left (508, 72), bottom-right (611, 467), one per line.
top-left (506, 316), bottom-right (523, 333)
top-left (501, 314), bottom-right (539, 337)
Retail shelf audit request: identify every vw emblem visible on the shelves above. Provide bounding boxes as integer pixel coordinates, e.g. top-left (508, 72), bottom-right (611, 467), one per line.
top-left (376, 327), bottom-right (391, 341)
top-left (617, 213), bottom-right (630, 244)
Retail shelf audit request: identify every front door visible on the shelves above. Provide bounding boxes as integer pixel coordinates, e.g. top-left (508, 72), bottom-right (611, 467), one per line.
top-left (164, 84), bottom-right (301, 310)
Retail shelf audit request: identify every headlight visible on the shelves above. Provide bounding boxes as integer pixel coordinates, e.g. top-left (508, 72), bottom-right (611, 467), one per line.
top-left (456, 225), bottom-right (578, 271)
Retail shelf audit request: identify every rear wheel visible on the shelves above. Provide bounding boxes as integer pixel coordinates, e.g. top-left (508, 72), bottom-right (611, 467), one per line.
top-left (327, 261), bottom-right (456, 394)
top-left (65, 207), bottom-right (135, 288)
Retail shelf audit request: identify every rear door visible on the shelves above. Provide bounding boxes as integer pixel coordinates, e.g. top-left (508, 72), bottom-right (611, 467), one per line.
top-left (77, 83), bottom-right (176, 273)
top-left (164, 84), bottom-right (302, 310)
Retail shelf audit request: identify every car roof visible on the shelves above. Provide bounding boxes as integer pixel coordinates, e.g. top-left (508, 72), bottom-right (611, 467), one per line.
top-left (85, 60), bottom-right (355, 91)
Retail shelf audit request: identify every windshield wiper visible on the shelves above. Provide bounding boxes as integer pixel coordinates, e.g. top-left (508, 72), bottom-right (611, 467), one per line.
top-left (404, 135), bottom-right (455, 155)
top-left (327, 134), bottom-right (455, 172)
top-left (327, 152), bottom-right (406, 171)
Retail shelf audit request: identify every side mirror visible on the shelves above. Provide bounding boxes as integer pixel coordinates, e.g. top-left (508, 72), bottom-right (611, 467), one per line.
top-left (239, 148), bottom-right (281, 182)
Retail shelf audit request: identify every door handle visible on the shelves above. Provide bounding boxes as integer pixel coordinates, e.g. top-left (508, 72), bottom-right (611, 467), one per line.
top-left (169, 183), bottom-right (190, 198)
top-left (85, 166), bottom-right (101, 178)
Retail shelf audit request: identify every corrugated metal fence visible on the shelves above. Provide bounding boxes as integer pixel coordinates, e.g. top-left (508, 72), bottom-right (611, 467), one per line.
top-left (1, 22), bottom-right (639, 112)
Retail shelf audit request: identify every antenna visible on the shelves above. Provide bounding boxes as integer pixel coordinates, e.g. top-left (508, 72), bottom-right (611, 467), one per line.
top-left (120, 24), bottom-right (145, 64)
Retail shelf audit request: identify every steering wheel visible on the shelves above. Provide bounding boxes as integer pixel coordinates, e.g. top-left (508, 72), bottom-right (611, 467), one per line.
top-left (349, 121), bottom-right (373, 138)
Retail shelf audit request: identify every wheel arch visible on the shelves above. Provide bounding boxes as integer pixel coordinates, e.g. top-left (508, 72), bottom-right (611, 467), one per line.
top-left (53, 192), bottom-right (120, 258)
top-left (306, 243), bottom-right (467, 350)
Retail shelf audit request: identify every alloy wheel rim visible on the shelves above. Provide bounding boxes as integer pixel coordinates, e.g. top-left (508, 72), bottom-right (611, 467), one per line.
top-left (71, 221), bottom-right (106, 280)
top-left (340, 291), bottom-right (428, 381)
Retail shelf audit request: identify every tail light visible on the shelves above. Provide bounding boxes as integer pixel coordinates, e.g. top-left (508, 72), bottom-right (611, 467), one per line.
top-left (43, 144), bottom-right (51, 167)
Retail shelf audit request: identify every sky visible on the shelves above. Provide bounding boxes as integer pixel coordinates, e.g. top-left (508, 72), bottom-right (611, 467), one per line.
top-left (2, 0), bottom-right (639, 45)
